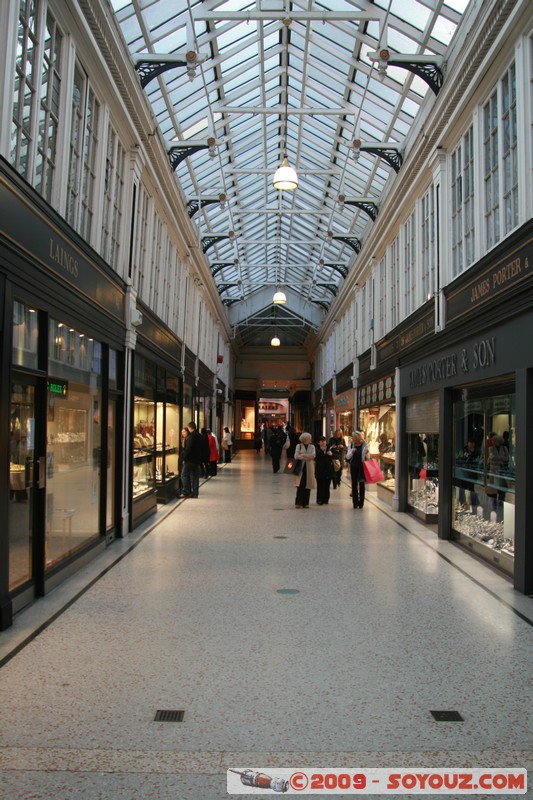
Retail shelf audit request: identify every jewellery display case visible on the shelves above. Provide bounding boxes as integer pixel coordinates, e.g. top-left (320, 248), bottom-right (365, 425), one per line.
top-left (154, 387), bottom-right (180, 503)
top-left (451, 391), bottom-right (516, 576)
top-left (407, 433), bottom-right (439, 522)
top-left (358, 404), bottom-right (396, 484)
top-left (133, 396), bottom-right (155, 498)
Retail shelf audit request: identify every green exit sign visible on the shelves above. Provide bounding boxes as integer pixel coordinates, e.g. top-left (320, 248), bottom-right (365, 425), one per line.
top-left (48, 379), bottom-right (68, 397)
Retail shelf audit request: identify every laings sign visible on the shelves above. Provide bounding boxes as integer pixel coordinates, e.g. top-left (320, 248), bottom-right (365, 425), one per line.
top-left (409, 337), bottom-right (495, 389)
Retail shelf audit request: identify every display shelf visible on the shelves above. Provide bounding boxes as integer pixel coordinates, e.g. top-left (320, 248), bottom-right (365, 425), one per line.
top-left (377, 479), bottom-right (394, 506)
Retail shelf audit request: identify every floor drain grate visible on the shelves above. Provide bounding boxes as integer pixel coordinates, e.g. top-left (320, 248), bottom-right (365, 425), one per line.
top-left (154, 710), bottom-right (185, 722)
top-left (430, 710), bottom-right (463, 721)
top-left (273, 535), bottom-right (288, 539)
top-left (277, 588), bottom-right (300, 595)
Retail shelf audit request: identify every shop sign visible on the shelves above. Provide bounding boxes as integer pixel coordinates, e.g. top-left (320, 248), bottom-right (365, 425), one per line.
top-left (447, 237), bottom-right (532, 322)
top-left (377, 309), bottom-right (434, 364)
top-left (358, 374), bottom-right (395, 406)
top-left (335, 388), bottom-right (354, 410)
top-left (1, 175), bottom-right (124, 321)
top-left (408, 337), bottom-right (496, 389)
top-left (48, 378), bottom-right (68, 398)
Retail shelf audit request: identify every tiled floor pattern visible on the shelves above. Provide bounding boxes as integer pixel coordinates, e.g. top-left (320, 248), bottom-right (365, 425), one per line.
top-left (0, 451), bottom-right (531, 799)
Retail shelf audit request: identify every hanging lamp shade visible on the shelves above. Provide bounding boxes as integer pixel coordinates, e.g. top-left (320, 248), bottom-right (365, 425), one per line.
top-left (273, 289), bottom-right (287, 305)
top-left (270, 335), bottom-right (281, 347)
top-left (272, 157), bottom-right (298, 190)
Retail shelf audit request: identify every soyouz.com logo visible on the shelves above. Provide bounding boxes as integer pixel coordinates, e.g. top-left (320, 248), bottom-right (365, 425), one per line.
top-left (227, 767), bottom-right (527, 794)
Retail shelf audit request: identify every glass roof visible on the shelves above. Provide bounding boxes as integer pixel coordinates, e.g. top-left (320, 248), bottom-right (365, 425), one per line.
top-left (111, 0), bottom-right (471, 348)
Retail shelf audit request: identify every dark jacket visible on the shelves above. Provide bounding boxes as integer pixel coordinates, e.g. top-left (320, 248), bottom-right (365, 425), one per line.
top-left (270, 428), bottom-right (285, 458)
top-left (328, 436), bottom-right (347, 468)
top-left (315, 446), bottom-right (334, 480)
top-left (183, 430), bottom-right (205, 464)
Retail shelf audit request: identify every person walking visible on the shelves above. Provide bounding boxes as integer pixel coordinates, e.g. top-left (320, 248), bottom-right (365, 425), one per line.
top-left (182, 421), bottom-right (204, 498)
top-left (346, 430), bottom-right (370, 509)
top-left (294, 432), bottom-right (316, 508)
top-left (270, 425), bottom-right (285, 473)
top-left (200, 428), bottom-right (211, 478)
top-left (315, 435), bottom-right (334, 505)
top-left (207, 429), bottom-right (219, 476)
top-left (221, 426), bottom-right (233, 463)
top-left (177, 427), bottom-right (189, 497)
top-left (328, 429), bottom-right (347, 489)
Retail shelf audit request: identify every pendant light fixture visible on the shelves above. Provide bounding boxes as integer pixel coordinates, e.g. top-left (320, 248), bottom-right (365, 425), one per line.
top-left (272, 230), bottom-right (286, 305)
top-left (271, 304), bottom-right (281, 346)
top-left (272, 34), bottom-right (298, 191)
top-left (273, 157), bottom-right (298, 191)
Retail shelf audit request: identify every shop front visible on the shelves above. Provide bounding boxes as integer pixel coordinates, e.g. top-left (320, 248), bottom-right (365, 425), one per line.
top-left (1, 160), bottom-right (126, 629)
top-left (398, 219), bottom-right (532, 593)
top-left (132, 308), bottom-right (183, 521)
top-left (334, 365), bottom-right (355, 441)
top-left (358, 373), bottom-right (396, 484)
top-left (234, 391), bottom-right (257, 449)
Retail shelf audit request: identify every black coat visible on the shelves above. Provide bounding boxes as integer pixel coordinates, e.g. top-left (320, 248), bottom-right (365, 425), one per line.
top-left (270, 430), bottom-right (285, 458)
top-left (315, 446), bottom-right (334, 479)
top-left (183, 430), bottom-right (205, 464)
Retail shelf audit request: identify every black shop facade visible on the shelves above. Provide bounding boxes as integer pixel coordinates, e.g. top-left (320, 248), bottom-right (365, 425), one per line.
top-left (397, 220), bottom-right (532, 595)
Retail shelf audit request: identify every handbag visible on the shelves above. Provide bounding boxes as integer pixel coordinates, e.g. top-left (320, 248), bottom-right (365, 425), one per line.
top-left (362, 458), bottom-right (384, 483)
top-left (284, 458), bottom-right (303, 476)
top-left (282, 436), bottom-right (290, 450)
top-left (332, 458), bottom-right (341, 472)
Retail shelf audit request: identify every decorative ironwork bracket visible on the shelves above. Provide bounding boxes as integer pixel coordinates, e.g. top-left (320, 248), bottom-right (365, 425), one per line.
top-left (312, 300), bottom-right (330, 312)
top-left (330, 236), bottom-right (361, 254)
top-left (134, 57), bottom-right (187, 89)
top-left (368, 50), bottom-right (444, 96)
top-left (322, 262), bottom-right (349, 279)
top-left (169, 144), bottom-right (208, 171)
top-left (202, 235), bottom-right (230, 254)
top-left (341, 199), bottom-right (379, 221)
top-left (217, 283), bottom-right (239, 295)
top-left (132, 52), bottom-right (209, 89)
top-left (316, 283), bottom-right (338, 296)
top-left (361, 146), bottom-right (403, 173)
top-left (388, 58), bottom-right (443, 96)
top-left (187, 197), bottom-right (220, 217)
top-left (211, 262), bottom-right (234, 277)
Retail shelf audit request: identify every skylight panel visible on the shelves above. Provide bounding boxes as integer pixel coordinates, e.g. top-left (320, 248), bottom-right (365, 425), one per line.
top-left (216, 22), bottom-right (257, 51)
top-left (431, 14), bottom-right (459, 45)
top-left (110, 0), bottom-right (131, 11)
top-left (391, 0), bottom-right (432, 32)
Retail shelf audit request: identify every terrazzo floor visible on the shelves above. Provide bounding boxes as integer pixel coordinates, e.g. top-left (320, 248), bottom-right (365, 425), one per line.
top-left (0, 450), bottom-right (531, 800)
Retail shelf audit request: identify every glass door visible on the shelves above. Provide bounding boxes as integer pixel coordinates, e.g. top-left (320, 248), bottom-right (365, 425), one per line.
top-left (8, 380), bottom-right (38, 591)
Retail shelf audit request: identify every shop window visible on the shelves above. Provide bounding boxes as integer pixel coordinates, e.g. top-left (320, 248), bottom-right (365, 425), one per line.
top-left (452, 391), bottom-right (515, 574)
top-left (46, 319), bottom-right (102, 568)
top-left (236, 400), bottom-right (256, 440)
top-left (133, 356), bottom-right (156, 499)
top-left (358, 402), bottom-right (396, 483)
top-left (12, 301), bottom-right (39, 369)
top-left (155, 371), bottom-right (180, 496)
top-left (408, 434), bottom-right (439, 520)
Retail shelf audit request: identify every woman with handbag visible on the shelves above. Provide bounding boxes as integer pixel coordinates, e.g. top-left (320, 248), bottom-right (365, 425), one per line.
top-left (221, 426), bottom-right (233, 463)
top-left (345, 431), bottom-right (370, 509)
top-left (315, 436), bottom-right (334, 505)
top-left (294, 432), bottom-right (316, 508)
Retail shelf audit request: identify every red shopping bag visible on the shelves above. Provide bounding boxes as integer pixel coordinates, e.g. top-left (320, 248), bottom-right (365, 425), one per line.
top-left (362, 459), bottom-right (384, 483)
